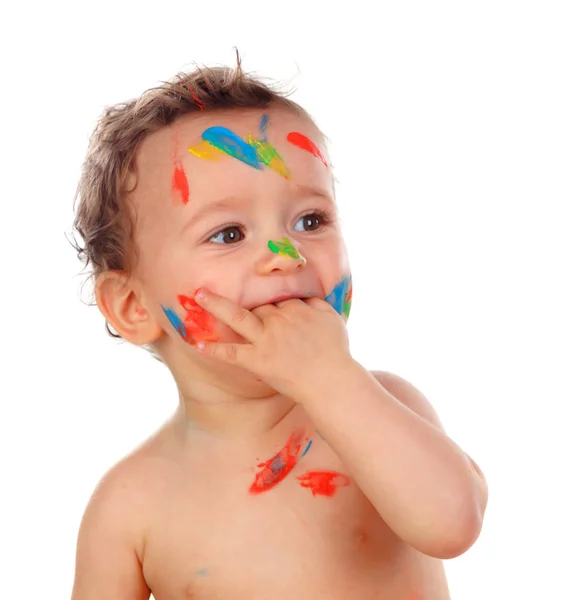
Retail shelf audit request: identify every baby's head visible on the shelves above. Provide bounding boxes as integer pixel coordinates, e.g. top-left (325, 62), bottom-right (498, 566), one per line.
top-left (73, 57), bottom-right (352, 385)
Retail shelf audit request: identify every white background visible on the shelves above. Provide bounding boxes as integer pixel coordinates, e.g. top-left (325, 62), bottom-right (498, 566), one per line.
top-left (1, 1), bottom-right (563, 598)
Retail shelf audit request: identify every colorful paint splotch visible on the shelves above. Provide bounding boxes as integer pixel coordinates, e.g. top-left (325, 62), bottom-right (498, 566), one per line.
top-left (325, 274), bottom-right (352, 317)
top-left (162, 295), bottom-right (219, 344)
top-left (202, 126), bottom-right (262, 169)
top-left (249, 431), bottom-right (304, 494)
top-left (297, 470), bottom-right (350, 497)
top-left (267, 237), bottom-right (305, 261)
top-left (178, 294), bottom-right (219, 343)
top-left (287, 131), bottom-right (328, 167)
top-left (188, 115), bottom-right (291, 178)
top-left (161, 306), bottom-right (187, 340)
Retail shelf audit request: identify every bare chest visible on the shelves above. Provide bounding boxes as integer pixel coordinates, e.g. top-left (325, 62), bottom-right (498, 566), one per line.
top-left (140, 441), bottom-right (449, 600)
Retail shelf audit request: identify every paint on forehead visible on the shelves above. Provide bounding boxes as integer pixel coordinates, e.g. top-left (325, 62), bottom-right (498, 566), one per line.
top-left (202, 126), bottom-right (262, 169)
top-left (171, 135), bottom-right (190, 205)
top-left (325, 274), bottom-right (352, 317)
top-left (287, 131), bottom-right (328, 167)
top-left (267, 237), bottom-right (305, 261)
top-left (187, 114), bottom-right (291, 178)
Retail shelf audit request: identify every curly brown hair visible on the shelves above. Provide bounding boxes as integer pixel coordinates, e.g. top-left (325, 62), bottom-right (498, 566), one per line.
top-left (71, 53), bottom-right (310, 338)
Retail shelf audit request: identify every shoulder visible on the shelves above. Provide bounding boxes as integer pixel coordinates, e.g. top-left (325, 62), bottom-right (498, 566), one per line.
top-left (370, 370), bottom-right (445, 432)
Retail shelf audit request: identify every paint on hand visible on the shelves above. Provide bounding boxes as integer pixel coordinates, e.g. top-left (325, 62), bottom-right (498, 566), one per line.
top-left (250, 430), bottom-right (304, 494)
top-left (325, 274), bottom-right (352, 317)
top-left (195, 568), bottom-right (209, 576)
top-left (287, 131), bottom-right (328, 167)
top-left (297, 470), bottom-right (350, 497)
top-left (267, 237), bottom-right (305, 261)
top-left (178, 294), bottom-right (220, 343)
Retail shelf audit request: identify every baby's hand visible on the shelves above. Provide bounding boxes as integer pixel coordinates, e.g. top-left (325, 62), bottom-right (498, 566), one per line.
top-left (192, 288), bottom-right (353, 401)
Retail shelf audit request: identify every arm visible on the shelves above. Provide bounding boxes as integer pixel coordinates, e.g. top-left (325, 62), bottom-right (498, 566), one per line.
top-left (298, 360), bottom-right (488, 560)
top-left (71, 465), bottom-right (151, 600)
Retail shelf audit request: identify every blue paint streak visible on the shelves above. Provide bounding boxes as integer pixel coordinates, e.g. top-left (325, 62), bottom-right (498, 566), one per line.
top-left (202, 126), bottom-right (262, 169)
top-left (316, 429), bottom-right (325, 441)
top-left (300, 439), bottom-right (313, 458)
top-left (325, 274), bottom-right (351, 314)
top-left (259, 114), bottom-right (269, 140)
top-left (161, 305), bottom-right (187, 340)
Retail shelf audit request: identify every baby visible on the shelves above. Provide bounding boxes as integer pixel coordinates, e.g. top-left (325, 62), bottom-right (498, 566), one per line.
top-left (70, 57), bottom-right (488, 600)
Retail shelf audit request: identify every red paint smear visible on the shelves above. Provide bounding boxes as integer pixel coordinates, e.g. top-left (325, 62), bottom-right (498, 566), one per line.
top-left (287, 131), bottom-right (328, 167)
top-left (297, 470), bottom-right (350, 497)
top-left (178, 294), bottom-right (219, 343)
top-left (188, 85), bottom-right (205, 110)
top-left (172, 163), bottom-right (190, 205)
top-left (346, 280), bottom-right (353, 303)
top-left (250, 431), bottom-right (304, 494)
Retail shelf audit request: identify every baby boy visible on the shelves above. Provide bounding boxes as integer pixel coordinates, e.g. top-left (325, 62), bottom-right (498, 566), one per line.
top-left (70, 58), bottom-right (488, 600)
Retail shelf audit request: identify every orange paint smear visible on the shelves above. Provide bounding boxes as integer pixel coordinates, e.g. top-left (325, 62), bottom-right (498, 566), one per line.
top-left (250, 431), bottom-right (304, 494)
top-left (188, 86), bottom-right (205, 110)
top-left (172, 162), bottom-right (189, 205)
top-left (287, 131), bottom-right (328, 167)
top-left (297, 470), bottom-right (350, 497)
top-left (177, 295), bottom-right (219, 343)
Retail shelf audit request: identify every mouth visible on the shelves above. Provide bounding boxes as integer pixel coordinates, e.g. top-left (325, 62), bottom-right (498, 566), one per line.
top-left (249, 293), bottom-right (317, 310)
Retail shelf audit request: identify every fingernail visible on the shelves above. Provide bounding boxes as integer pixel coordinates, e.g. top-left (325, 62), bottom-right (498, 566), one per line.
top-left (195, 341), bottom-right (205, 351)
top-left (194, 288), bottom-right (206, 301)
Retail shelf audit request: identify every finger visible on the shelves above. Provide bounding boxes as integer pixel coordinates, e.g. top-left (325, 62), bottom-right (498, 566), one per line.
top-left (195, 340), bottom-right (253, 366)
top-left (194, 288), bottom-right (263, 342)
top-left (303, 297), bottom-right (334, 311)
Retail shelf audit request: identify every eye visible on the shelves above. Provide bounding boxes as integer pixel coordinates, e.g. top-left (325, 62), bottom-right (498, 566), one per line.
top-left (208, 225), bottom-right (245, 244)
top-left (294, 210), bottom-right (331, 233)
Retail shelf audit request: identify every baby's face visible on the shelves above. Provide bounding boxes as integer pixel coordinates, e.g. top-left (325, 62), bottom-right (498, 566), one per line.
top-left (130, 107), bottom-right (351, 350)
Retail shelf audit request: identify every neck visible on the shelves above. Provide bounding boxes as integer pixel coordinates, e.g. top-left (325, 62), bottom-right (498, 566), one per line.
top-left (165, 352), bottom-right (300, 438)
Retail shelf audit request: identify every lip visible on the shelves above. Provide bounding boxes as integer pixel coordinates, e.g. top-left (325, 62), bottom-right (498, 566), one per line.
top-left (250, 292), bottom-right (317, 310)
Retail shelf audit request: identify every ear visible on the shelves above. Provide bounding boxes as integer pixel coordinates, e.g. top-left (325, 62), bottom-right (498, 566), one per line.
top-left (95, 271), bottom-right (163, 345)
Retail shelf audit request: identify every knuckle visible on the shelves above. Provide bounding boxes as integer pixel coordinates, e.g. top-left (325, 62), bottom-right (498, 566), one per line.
top-left (232, 308), bottom-right (248, 325)
top-left (225, 345), bottom-right (237, 362)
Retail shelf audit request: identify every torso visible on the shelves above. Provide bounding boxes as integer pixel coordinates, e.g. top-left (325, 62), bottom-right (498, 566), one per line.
top-left (131, 408), bottom-right (451, 600)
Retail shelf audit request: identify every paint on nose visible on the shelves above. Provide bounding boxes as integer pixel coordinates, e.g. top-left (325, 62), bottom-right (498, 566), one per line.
top-left (267, 237), bottom-right (306, 262)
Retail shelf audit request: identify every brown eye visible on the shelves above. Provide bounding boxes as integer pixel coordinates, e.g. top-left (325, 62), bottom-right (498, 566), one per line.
top-left (209, 225), bottom-right (244, 244)
top-left (294, 212), bottom-right (325, 232)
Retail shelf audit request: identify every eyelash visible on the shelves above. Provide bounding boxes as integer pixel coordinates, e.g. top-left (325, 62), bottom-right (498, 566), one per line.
top-left (206, 209), bottom-right (334, 244)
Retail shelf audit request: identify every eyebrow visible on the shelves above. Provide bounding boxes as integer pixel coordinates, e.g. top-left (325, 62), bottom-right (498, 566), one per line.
top-left (183, 184), bottom-right (333, 233)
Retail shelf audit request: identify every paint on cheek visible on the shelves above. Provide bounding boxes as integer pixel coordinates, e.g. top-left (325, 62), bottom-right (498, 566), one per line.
top-left (178, 294), bottom-right (220, 343)
top-left (249, 430), bottom-right (304, 494)
top-left (325, 274), bottom-right (353, 316)
top-left (287, 131), bottom-right (328, 167)
top-left (267, 237), bottom-right (305, 261)
top-left (161, 306), bottom-right (188, 341)
top-left (296, 471), bottom-right (350, 497)
top-left (172, 162), bottom-right (190, 205)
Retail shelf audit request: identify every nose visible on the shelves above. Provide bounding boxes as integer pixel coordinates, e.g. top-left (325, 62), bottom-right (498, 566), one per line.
top-left (256, 237), bottom-right (307, 275)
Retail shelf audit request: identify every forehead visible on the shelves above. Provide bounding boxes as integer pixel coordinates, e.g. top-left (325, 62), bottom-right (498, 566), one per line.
top-left (130, 107), bottom-right (331, 222)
